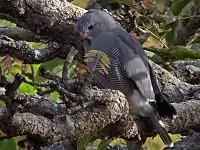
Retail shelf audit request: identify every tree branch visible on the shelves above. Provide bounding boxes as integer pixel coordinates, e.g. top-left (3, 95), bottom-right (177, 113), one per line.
top-left (4, 89), bottom-right (128, 144)
top-left (0, 35), bottom-right (60, 63)
top-left (150, 60), bottom-right (193, 103)
top-left (0, 0), bottom-right (86, 46)
top-left (0, 26), bottom-right (41, 42)
top-left (2, 89), bottom-right (200, 146)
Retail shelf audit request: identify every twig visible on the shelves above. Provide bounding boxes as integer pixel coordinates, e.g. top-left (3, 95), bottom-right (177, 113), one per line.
top-left (62, 47), bottom-right (78, 86)
top-left (39, 66), bottom-right (62, 83)
top-left (0, 35), bottom-right (60, 64)
top-left (0, 26), bottom-right (41, 42)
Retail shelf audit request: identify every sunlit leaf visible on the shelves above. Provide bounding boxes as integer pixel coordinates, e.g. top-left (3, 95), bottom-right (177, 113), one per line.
top-left (110, 138), bottom-right (126, 147)
top-left (0, 20), bottom-right (15, 26)
top-left (71, 0), bottom-right (91, 8)
top-left (29, 42), bottom-right (47, 49)
top-left (50, 91), bottom-right (60, 102)
top-left (0, 101), bottom-right (6, 107)
top-left (143, 35), bottom-right (164, 49)
top-left (18, 83), bottom-right (37, 94)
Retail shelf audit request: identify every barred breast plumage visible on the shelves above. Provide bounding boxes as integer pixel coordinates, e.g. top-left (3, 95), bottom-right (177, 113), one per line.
top-left (86, 46), bottom-right (135, 97)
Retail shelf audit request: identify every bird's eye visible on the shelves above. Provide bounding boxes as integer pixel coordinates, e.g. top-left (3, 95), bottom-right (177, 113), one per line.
top-left (88, 25), bottom-right (94, 30)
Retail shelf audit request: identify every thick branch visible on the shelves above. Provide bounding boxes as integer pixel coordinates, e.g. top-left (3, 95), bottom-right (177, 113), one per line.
top-left (171, 59), bottom-right (200, 84)
top-left (0, 0), bottom-right (87, 62)
top-left (4, 92), bottom-right (200, 145)
top-left (0, 0), bottom-right (86, 45)
top-left (0, 26), bottom-right (41, 42)
top-left (0, 35), bottom-right (60, 63)
top-left (108, 100), bottom-right (200, 140)
top-left (150, 61), bottom-right (193, 103)
top-left (12, 93), bottom-right (68, 118)
top-left (6, 89), bottom-right (128, 144)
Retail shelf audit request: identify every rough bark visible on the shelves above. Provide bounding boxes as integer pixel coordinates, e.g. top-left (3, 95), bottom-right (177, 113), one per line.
top-left (0, 0), bottom-right (86, 61)
top-left (0, 0), bottom-right (199, 149)
top-left (165, 133), bottom-right (200, 150)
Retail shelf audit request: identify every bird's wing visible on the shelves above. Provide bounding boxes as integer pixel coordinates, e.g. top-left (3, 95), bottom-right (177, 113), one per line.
top-left (114, 28), bottom-right (177, 118)
top-left (115, 28), bottom-right (149, 66)
top-left (117, 29), bottom-right (161, 98)
top-left (113, 28), bottom-right (156, 100)
top-left (88, 29), bottom-right (155, 99)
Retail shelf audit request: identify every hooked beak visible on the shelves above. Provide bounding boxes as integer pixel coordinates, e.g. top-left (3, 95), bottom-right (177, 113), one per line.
top-left (80, 32), bottom-right (92, 40)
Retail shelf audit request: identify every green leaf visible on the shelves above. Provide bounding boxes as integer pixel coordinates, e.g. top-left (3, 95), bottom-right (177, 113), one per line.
top-left (170, 0), bottom-right (193, 16)
top-left (26, 64), bottom-right (41, 77)
top-left (0, 20), bottom-right (16, 26)
top-left (164, 20), bottom-right (179, 46)
top-left (0, 139), bottom-right (19, 150)
top-left (0, 101), bottom-right (6, 107)
top-left (0, 135), bottom-right (26, 150)
top-left (35, 58), bottom-right (64, 82)
top-left (18, 83), bottom-right (37, 94)
top-left (7, 60), bottom-right (23, 75)
top-left (29, 42), bottom-right (47, 49)
top-left (77, 134), bottom-right (93, 150)
top-left (154, 0), bottom-right (166, 12)
top-left (153, 46), bottom-right (200, 63)
top-left (50, 91), bottom-right (60, 102)
top-left (93, 139), bottom-right (102, 148)
top-left (142, 134), bottom-right (182, 150)
top-left (170, 45), bottom-right (200, 60)
top-left (52, 65), bottom-right (63, 77)
top-left (110, 138), bottom-right (126, 147)
top-left (145, 50), bottom-right (163, 64)
top-left (97, 139), bottom-right (112, 150)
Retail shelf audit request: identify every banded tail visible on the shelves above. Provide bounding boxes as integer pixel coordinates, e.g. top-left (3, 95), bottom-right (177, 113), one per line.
top-left (149, 111), bottom-right (173, 146)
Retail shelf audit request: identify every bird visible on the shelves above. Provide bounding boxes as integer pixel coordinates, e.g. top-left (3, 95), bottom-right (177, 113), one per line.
top-left (75, 9), bottom-right (177, 146)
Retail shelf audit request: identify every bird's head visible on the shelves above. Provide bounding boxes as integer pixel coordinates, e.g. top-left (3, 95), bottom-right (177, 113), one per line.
top-left (76, 10), bottom-right (118, 40)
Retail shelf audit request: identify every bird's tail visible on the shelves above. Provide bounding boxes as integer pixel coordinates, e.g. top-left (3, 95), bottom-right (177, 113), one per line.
top-left (149, 111), bottom-right (173, 146)
top-left (156, 96), bottom-right (177, 119)
top-left (148, 63), bottom-right (177, 119)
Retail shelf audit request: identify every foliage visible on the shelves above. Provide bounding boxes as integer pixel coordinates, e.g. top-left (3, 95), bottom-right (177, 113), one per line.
top-left (0, 0), bottom-right (199, 149)
top-left (0, 135), bottom-right (27, 150)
